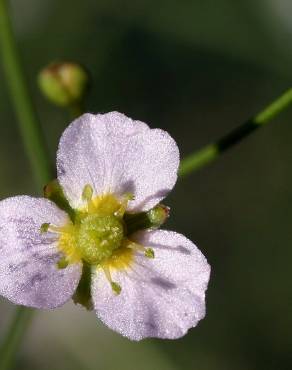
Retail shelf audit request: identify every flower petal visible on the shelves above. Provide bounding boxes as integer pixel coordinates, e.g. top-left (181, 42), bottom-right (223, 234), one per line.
top-left (92, 230), bottom-right (210, 340)
top-left (57, 112), bottom-right (179, 211)
top-left (0, 196), bottom-right (82, 309)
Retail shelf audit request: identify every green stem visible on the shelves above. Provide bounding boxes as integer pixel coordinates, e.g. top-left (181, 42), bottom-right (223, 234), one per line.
top-left (0, 0), bottom-right (52, 188)
top-left (179, 88), bottom-right (292, 177)
top-left (0, 307), bottom-right (33, 370)
top-left (0, 1), bottom-right (54, 369)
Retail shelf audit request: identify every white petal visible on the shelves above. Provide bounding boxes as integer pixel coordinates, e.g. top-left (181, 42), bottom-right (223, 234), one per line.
top-left (57, 112), bottom-right (179, 211)
top-left (92, 230), bottom-right (210, 340)
top-left (0, 196), bottom-right (82, 309)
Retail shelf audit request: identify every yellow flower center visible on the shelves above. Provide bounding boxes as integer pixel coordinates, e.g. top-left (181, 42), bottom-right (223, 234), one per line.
top-left (57, 193), bottom-right (134, 270)
top-left (42, 185), bottom-right (155, 299)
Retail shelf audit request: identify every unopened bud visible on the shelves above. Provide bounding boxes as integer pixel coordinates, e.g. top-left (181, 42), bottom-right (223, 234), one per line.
top-left (38, 62), bottom-right (89, 107)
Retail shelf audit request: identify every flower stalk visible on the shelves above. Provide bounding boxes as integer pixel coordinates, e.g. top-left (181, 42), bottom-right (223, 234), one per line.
top-left (179, 88), bottom-right (292, 177)
top-left (0, 0), bottom-right (52, 188)
top-left (0, 307), bottom-right (33, 370)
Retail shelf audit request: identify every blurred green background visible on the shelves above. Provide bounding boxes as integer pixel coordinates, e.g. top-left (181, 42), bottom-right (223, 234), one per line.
top-left (1, 0), bottom-right (292, 369)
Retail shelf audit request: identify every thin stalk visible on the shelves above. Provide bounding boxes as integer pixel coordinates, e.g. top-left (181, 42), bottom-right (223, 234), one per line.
top-left (0, 307), bottom-right (33, 370)
top-left (0, 0), bottom-right (52, 188)
top-left (0, 1), bottom-right (54, 369)
top-left (179, 88), bottom-right (292, 177)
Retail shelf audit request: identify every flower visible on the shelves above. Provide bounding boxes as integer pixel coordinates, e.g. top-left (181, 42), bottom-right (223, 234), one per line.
top-left (0, 112), bottom-right (210, 340)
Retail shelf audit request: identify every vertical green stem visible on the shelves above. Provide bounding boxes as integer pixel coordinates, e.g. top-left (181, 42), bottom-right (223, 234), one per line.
top-left (0, 307), bottom-right (33, 370)
top-left (0, 1), bottom-right (54, 369)
top-left (179, 88), bottom-right (292, 177)
top-left (0, 0), bottom-right (52, 188)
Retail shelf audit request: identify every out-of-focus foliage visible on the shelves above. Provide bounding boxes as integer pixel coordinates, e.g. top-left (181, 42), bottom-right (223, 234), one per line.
top-left (0, 1), bottom-right (291, 369)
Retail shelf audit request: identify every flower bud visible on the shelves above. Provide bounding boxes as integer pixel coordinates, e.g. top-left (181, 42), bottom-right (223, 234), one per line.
top-left (38, 62), bottom-right (89, 107)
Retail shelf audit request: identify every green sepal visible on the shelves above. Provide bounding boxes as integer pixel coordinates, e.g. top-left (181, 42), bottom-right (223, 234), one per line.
top-left (72, 263), bottom-right (93, 310)
top-left (44, 179), bottom-right (75, 221)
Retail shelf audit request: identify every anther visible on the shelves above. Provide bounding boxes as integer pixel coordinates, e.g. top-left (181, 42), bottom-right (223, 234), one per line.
top-left (124, 192), bottom-right (135, 201)
top-left (40, 223), bottom-right (50, 233)
top-left (82, 184), bottom-right (93, 202)
top-left (144, 248), bottom-right (155, 259)
top-left (102, 266), bottom-right (122, 295)
top-left (111, 282), bottom-right (122, 295)
top-left (126, 242), bottom-right (155, 258)
top-left (57, 257), bottom-right (69, 269)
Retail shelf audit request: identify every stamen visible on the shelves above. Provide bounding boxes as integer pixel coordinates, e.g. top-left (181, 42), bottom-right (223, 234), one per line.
top-left (82, 184), bottom-right (93, 202)
top-left (114, 193), bottom-right (134, 218)
top-left (40, 223), bottom-right (50, 233)
top-left (57, 257), bottom-right (69, 269)
top-left (102, 266), bottom-right (122, 295)
top-left (82, 184), bottom-right (96, 213)
top-left (144, 248), bottom-right (155, 259)
top-left (40, 223), bottom-right (73, 235)
top-left (124, 192), bottom-right (135, 201)
top-left (48, 225), bottom-right (64, 233)
top-left (111, 282), bottom-right (122, 295)
top-left (126, 241), bottom-right (155, 259)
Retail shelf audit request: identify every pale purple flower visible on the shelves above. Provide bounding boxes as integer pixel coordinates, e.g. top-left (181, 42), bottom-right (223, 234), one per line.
top-left (0, 112), bottom-right (210, 340)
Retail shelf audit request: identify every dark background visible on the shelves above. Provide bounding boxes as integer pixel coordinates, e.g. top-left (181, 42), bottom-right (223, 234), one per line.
top-left (0, 1), bottom-right (292, 369)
